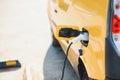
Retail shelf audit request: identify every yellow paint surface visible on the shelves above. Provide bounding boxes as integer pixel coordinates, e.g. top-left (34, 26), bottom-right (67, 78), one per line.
top-left (6, 61), bottom-right (17, 66)
top-left (49, 0), bottom-right (109, 79)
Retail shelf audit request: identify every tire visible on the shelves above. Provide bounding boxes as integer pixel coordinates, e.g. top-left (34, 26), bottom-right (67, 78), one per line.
top-left (52, 35), bottom-right (60, 47)
top-left (78, 58), bottom-right (89, 80)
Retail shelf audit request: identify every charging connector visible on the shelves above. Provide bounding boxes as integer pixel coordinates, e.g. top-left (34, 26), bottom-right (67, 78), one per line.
top-left (72, 32), bottom-right (89, 44)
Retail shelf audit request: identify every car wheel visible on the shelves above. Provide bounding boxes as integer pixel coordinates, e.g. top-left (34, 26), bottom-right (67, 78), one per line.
top-left (78, 58), bottom-right (89, 80)
top-left (52, 35), bottom-right (60, 47)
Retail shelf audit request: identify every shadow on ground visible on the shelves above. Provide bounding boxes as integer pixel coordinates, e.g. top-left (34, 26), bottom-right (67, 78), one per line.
top-left (43, 45), bottom-right (79, 80)
top-left (0, 68), bottom-right (20, 73)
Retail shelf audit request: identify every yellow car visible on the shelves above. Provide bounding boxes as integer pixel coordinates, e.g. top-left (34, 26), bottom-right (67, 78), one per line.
top-left (48, 0), bottom-right (120, 80)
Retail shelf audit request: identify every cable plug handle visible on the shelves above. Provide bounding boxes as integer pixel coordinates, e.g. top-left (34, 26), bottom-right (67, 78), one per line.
top-left (71, 32), bottom-right (89, 44)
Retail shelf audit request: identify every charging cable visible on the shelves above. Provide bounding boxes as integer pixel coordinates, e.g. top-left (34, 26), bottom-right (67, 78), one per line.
top-left (60, 42), bottom-right (73, 80)
top-left (60, 31), bottom-right (89, 80)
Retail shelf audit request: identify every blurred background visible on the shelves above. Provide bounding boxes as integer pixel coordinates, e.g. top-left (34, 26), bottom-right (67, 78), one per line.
top-left (0, 0), bottom-right (79, 80)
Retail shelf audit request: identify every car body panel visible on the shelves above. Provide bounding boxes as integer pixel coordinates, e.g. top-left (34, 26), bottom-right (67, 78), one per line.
top-left (48, 0), bottom-right (109, 79)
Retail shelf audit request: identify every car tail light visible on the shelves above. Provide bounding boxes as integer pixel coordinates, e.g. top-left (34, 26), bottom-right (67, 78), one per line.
top-left (112, 1), bottom-right (120, 51)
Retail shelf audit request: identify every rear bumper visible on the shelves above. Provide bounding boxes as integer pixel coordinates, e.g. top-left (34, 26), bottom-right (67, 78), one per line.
top-left (105, 38), bottom-right (120, 80)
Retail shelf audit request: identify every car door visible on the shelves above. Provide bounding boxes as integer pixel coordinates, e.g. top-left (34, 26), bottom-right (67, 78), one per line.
top-left (49, 0), bottom-right (108, 79)
top-left (54, 0), bottom-right (109, 79)
top-left (69, 0), bottom-right (109, 79)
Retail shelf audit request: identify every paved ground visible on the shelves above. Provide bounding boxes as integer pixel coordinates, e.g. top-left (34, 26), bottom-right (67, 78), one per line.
top-left (0, 0), bottom-right (79, 80)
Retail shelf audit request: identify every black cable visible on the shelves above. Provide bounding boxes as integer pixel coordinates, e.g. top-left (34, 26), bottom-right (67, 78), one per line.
top-left (60, 42), bottom-right (73, 80)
